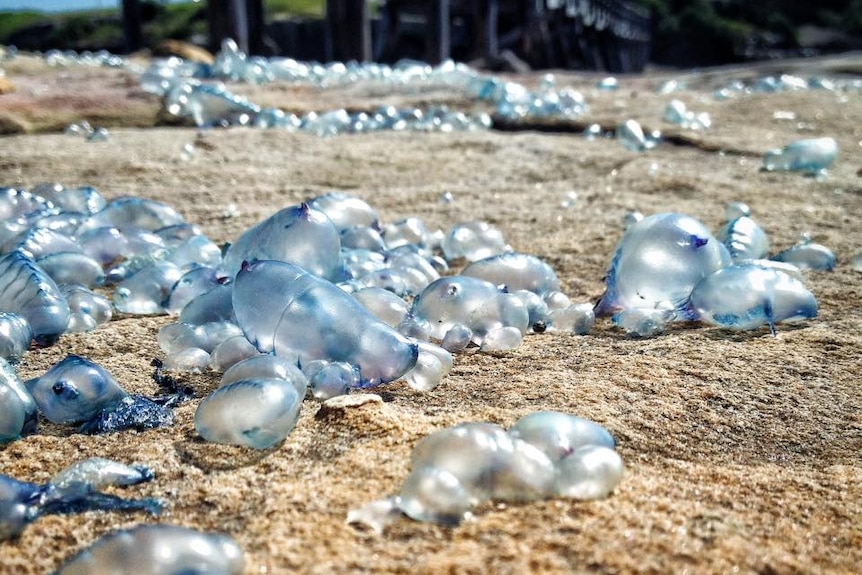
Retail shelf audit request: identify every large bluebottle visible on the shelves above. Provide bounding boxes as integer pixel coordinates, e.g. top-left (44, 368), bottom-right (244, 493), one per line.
top-left (54, 524), bottom-right (245, 575)
top-left (0, 251), bottom-right (71, 345)
top-left (689, 263), bottom-right (818, 335)
top-left (1, 458), bottom-right (160, 541)
top-left (0, 357), bottom-right (38, 442)
top-left (25, 355), bottom-right (174, 432)
top-left (233, 260), bottom-right (418, 386)
top-left (194, 377), bottom-right (303, 449)
top-left (595, 213), bottom-right (731, 318)
top-left (221, 203), bottom-right (343, 280)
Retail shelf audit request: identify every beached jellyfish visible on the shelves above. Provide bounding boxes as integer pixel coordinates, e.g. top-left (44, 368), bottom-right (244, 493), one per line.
top-left (307, 192), bottom-right (379, 231)
top-left (725, 201), bottom-right (751, 221)
top-left (54, 524), bottom-right (245, 575)
top-left (221, 203), bottom-right (342, 280)
top-left (220, 355), bottom-right (307, 396)
top-left (351, 411), bottom-right (623, 530)
top-left (0, 358), bottom-right (37, 442)
top-left (233, 260), bottom-right (418, 387)
top-left (411, 276), bottom-right (502, 341)
top-left (8, 227), bottom-right (81, 260)
top-left (25, 355), bottom-right (174, 433)
top-left (0, 251), bottom-right (71, 345)
top-left (163, 234), bottom-right (222, 268)
top-left (718, 216), bottom-right (770, 262)
top-left (61, 285), bottom-right (112, 333)
top-left (209, 335), bottom-right (259, 372)
top-left (462, 252), bottom-right (560, 295)
top-left (164, 266), bottom-right (224, 314)
top-left (30, 183), bottom-right (106, 215)
top-left (441, 221), bottom-right (510, 263)
top-left (36, 252), bottom-right (106, 288)
top-left (772, 238), bottom-right (836, 271)
top-left (555, 445), bottom-right (624, 500)
top-left (402, 341), bottom-right (453, 391)
top-left (613, 306), bottom-right (676, 337)
top-left (0, 312), bottom-right (33, 361)
top-left (352, 287), bottom-right (410, 328)
top-left (340, 225), bottom-right (386, 251)
top-left (545, 303), bottom-right (595, 335)
top-left (179, 283), bottom-right (235, 325)
top-left (304, 360), bottom-right (359, 399)
top-left (508, 411), bottom-right (616, 462)
top-left (1, 458), bottom-right (160, 541)
top-left (382, 217), bottom-right (432, 250)
top-left (689, 263), bottom-right (818, 335)
top-left (617, 119), bottom-right (648, 152)
top-left (595, 213), bottom-right (731, 318)
top-left (763, 137), bottom-right (838, 175)
top-left (77, 197), bottom-right (185, 234)
top-left (113, 261), bottom-right (185, 315)
top-left (195, 377), bottom-right (303, 449)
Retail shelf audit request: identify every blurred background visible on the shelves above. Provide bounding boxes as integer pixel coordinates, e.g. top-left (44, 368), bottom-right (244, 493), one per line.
top-left (0, 0), bottom-right (860, 71)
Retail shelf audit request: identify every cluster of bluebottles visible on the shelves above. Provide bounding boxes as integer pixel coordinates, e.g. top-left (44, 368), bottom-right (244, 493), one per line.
top-left (0, 181), bottom-right (835, 452)
top-left (0, 457), bottom-right (160, 541)
top-left (598, 205), bottom-right (831, 338)
top-left (349, 411), bottom-right (623, 531)
top-left (0, 453), bottom-right (244, 573)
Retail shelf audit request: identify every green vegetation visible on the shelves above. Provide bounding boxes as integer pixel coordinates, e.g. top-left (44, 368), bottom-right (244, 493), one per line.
top-left (0, 0), bottom-right (324, 53)
top-left (633, 0), bottom-right (862, 65)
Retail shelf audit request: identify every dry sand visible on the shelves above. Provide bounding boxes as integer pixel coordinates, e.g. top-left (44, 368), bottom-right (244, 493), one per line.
top-left (0, 53), bottom-right (861, 574)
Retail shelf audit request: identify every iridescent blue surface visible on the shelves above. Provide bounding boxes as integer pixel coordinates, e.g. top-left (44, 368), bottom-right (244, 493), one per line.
top-left (233, 260), bottom-right (418, 386)
top-left (690, 263), bottom-right (818, 334)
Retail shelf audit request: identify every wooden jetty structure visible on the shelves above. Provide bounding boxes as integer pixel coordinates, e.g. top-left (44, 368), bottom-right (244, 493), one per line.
top-left (329, 0), bottom-right (652, 72)
top-left (121, 0), bottom-right (651, 72)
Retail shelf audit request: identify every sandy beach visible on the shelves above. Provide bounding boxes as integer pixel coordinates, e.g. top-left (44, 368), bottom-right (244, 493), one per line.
top-left (0, 52), bottom-right (861, 574)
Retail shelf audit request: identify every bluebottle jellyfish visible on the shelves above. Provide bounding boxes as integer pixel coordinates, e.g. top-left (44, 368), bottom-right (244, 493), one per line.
top-left (1, 458), bottom-right (160, 541)
top-left (194, 377), bottom-right (303, 449)
top-left (25, 355), bottom-right (175, 433)
top-left (307, 192), bottom-right (379, 231)
top-left (440, 221), bottom-right (509, 263)
top-left (0, 357), bottom-right (37, 442)
top-left (689, 263), bottom-right (818, 335)
top-left (54, 524), bottom-right (245, 575)
top-left (348, 411), bottom-right (623, 530)
top-left (762, 137), bottom-right (838, 174)
top-left (77, 197), bottom-right (185, 234)
top-left (233, 260), bottom-right (418, 387)
top-left (462, 252), bottom-right (560, 295)
top-left (221, 203), bottom-right (342, 280)
top-left (595, 213), bottom-right (730, 318)
top-left (0, 312), bottom-right (33, 361)
top-left (718, 216), bottom-right (770, 262)
top-left (0, 251), bottom-right (71, 345)
top-left (773, 238), bottom-right (836, 271)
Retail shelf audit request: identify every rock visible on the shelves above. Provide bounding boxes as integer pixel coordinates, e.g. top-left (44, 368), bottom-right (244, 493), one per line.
top-left (153, 40), bottom-right (214, 64)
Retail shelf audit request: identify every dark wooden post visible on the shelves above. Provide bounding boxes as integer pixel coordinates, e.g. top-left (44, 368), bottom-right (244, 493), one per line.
top-left (424, 0), bottom-right (450, 64)
top-left (121, 0), bottom-right (143, 53)
top-left (209, 0), bottom-right (249, 53)
top-left (326, 0), bottom-right (371, 62)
